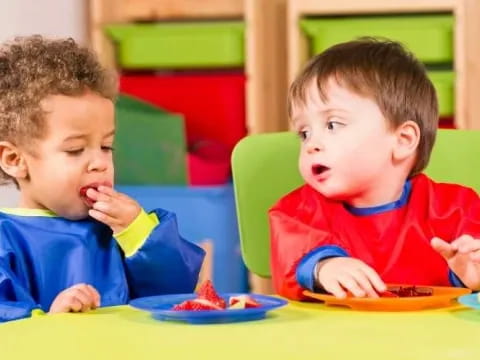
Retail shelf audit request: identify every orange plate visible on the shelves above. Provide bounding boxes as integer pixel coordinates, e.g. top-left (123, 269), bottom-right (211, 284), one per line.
top-left (303, 285), bottom-right (471, 311)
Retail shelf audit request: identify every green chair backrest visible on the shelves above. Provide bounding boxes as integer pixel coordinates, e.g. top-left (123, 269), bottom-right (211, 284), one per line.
top-left (232, 132), bottom-right (302, 277)
top-left (232, 129), bottom-right (480, 277)
top-left (425, 130), bottom-right (480, 190)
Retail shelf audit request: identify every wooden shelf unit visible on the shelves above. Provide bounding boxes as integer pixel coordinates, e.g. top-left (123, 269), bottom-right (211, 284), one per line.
top-left (88, 0), bottom-right (288, 134)
top-left (287, 0), bottom-right (480, 129)
top-left (88, 0), bottom-right (244, 69)
top-left (245, 0), bottom-right (289, 133)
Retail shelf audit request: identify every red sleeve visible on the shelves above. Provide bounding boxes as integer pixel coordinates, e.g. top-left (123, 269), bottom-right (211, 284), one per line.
top-left (459, 191), bottom-right (480, 237)
top-left (418, 174), bottom-right (480, 241)
top-left (268, 186), bottom-right (348, 300)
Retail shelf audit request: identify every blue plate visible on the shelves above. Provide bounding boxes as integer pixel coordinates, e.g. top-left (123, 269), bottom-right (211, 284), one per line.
top-left (129, 293), bottom-right (288, 324)
top-left (458, 293), bottom-right (480, 309)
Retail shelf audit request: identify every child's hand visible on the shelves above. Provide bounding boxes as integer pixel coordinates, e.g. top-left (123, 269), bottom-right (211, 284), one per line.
top-left (49, 283), bottom-right (100, 314)
top-left (87, 185), bottom-right (141, 234)
top-left (431, 235), bottom-right (480, 290)
top-left (316, 257), bottom-right (386, 299)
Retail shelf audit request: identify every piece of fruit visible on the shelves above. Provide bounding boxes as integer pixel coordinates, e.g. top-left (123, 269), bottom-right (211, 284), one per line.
top-left (228, 295), bottom-right (261, 309)
top-left (228, 299), bottom-right (247, 310)
top-left (196, 280), bottom-right (226, 309)
top-left (79, 185), bottom-right (99, 208)
top-left (171, 280), bottom-right (255, 312)
top-left (79, 182), bottom-right (113, 208)
top-left (378, 290), bottom-right (399, 298)
top-left (379, 286), bottom-right (433, 297)
top-left (172, 298), bottom-right (222, 311)
top-left (79, 186), bottom-right (95, 197)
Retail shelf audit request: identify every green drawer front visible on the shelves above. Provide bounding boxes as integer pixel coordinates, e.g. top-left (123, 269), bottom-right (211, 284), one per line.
top-left (429, 70), bottom-right (454, 117)
top-left (115, 95), bottom-right (187, 185)
top-left (301, 15), bottom-right (453, 63)
top-left (106, 22), bottom-right (245, 69)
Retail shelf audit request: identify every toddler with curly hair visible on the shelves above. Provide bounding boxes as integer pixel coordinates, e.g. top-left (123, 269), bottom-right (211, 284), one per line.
top-left (0, 36), bottom-right (204, 322)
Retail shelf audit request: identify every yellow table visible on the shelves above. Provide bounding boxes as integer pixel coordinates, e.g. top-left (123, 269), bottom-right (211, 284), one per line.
top-left (1, 301), bottom-right (480, 359)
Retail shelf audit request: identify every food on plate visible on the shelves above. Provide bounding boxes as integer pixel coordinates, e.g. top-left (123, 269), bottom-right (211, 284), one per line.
top-left (379, 286), bottom-right (433, 298)
top-left (171, 280), bottom-right (262, 311)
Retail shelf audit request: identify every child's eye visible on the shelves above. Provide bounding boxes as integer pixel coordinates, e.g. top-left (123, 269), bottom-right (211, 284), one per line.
top-left (297, 129), bottom-right (310, 141)
top-left (65, 149), bottom-right (84, 156)
top-left (326, 121), bottom-right (343, 131)
top-left (101, 146), bottom-right (114, 152)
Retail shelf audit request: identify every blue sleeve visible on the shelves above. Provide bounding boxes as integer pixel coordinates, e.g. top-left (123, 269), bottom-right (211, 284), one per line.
top-left (449, 269), bottom-right (467, 287)
top-left (296, 245), bottom-right (348, 291)
top-left (124, 209), bottom-right (205, 298)
top-left (0, 257), bottom-right (40, 322)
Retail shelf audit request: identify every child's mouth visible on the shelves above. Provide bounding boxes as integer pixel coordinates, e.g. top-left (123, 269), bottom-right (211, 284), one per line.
top-left (79, 186), bottom-right (97, 208)
top-left (79, 182), bottom-right (112, 208)
top-left (311, 164), bottom-right (330, 176)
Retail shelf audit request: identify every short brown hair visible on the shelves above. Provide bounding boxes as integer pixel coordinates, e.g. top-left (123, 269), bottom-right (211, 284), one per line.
top-left (288, 38), bottom-right (438, 176)
top-left (0, 35), bottom-right (117, 184)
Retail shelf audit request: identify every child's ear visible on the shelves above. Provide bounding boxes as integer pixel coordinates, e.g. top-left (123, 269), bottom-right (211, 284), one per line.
top-left (392, 120), bottom-right (420, 161)
top-left (0, 141), bottom-right (28, 180)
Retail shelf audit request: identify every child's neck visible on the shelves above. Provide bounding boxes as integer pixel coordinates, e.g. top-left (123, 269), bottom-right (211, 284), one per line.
top-left (345, 176), bottom-right (409, 209)
top-left (16, 186), bottom-right (45, 210)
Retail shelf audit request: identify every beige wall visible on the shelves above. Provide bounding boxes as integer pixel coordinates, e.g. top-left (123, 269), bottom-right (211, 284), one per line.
top-left (0, 0), bottom-right (87, 44)
top-left (0, 0), bottom-right (86, 206)
top-left (0, 185), bottom-right (19, 207)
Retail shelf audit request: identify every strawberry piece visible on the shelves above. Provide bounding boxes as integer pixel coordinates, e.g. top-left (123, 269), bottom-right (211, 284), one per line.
top-left (79, 185), bottom-right (99, 197)
top-left (196, 280), bottom-right (226, 309)
top-left (379, 290), bottom-right (399, 298)
top-left (172, 298), bottom-right (222, 311)
top-left (228, 295), bottom-right (261, 308)
top-left (192, 298), bottom-right (223, 310)
top-left (378, 286), bottom-right (433, 298)
top-left (79, 187), bottom-right (88, 197)
top-left (79, 186), bottom-right (99, 208)
top-left (172, 300), bottom-right (196, 311)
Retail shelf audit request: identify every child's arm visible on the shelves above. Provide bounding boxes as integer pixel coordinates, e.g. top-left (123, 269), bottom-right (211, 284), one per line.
top-left (116, 208), bottom-right (204, 297)
top-left (269, 206), bottom-right (340, 299)
top-left (0, 239), bottom-right (100, 320)
top-left (269, 206), bottom-right (386, 299)
top-left (0, 257), bottom-right (42, 322)
top-left (86, 186), bottom-right (205, 297)
top-left (268, 188), bottom-right (353, 300)
top-left (315, 257), bottom-right (386, 298)
top-left (429, 184), bottom-right (480, 291)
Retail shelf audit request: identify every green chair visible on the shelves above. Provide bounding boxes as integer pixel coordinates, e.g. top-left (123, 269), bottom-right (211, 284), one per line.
top-left (231, 129), bottom-right (480, 277)
top-left (425, 130), bottom-right (480, 191)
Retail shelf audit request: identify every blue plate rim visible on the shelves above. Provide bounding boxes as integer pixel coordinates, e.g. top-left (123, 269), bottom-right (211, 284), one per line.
top-left (458, 293), bottom-right (480, 309)
top-left (129, 292), bottom-right (288, 317)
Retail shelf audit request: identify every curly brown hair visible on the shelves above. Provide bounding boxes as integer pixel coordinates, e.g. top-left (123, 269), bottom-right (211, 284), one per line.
top-left (0, 35), bottom-right (118, 184)
top-left (288, 38), bottom-right (438, 177)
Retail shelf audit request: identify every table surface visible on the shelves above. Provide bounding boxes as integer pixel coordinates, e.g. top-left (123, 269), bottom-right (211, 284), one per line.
top-left (1, 299), bottom-right (480, 360)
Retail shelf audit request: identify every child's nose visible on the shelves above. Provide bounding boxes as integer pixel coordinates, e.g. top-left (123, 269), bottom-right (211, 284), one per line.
top-left (87, 155), bottom-right (109, 173)
top-left (306, 140), bottom-right (323, 154)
